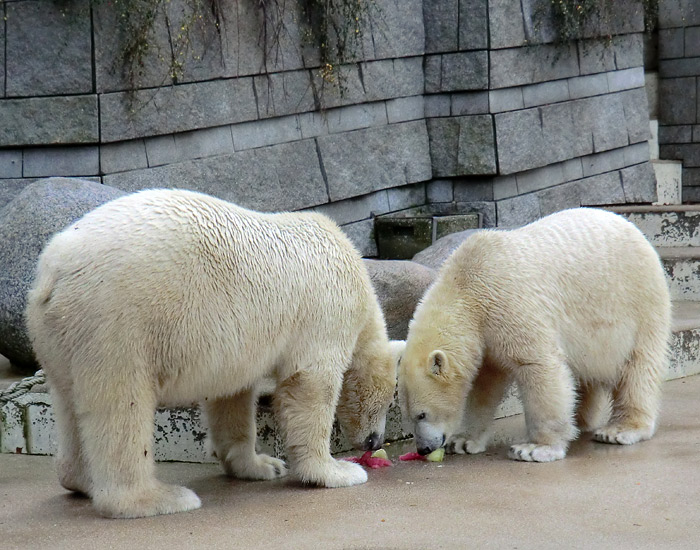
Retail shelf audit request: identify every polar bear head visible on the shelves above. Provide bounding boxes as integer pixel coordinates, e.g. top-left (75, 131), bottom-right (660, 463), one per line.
top-left (336, 334), bottom-right (404, 452)
top-left (398, 306), bottom-right (481, 456)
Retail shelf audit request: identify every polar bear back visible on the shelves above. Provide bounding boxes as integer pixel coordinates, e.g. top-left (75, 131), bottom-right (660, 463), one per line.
top-left (28, 189), bottom-right (370, 402)
top-left (430, 208), bottom-right (670, 382)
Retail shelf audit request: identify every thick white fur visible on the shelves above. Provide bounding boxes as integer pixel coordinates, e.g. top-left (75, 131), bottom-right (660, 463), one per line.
top-left (25, 189), bottom-right (397, 518)
top-left (399, 208), bottom-right (671, 462)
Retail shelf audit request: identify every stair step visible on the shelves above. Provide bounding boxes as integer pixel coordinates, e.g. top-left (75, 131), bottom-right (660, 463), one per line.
top-left (4, 301), bottom-right (699, 462)
top-left (658, 247), bottom-right (700, 301)
top-left (608, 205), bottom-right (700, 247)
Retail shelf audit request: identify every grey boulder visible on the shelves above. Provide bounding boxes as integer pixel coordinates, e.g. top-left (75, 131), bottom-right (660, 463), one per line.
top-left (411, 228), bottom-right (487, 269)
top-left (0, 178), bottom-right (127, 373)
top-left (364, 259), bottom-right (436, 340)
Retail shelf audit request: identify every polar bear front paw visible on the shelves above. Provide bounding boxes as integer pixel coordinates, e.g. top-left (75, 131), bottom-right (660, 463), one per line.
top-left (508, 443), bottom-right (566, 462)
top-left (95, 482), bottom-right (201, 519)
top-left (223, 452), bottom-right (288, 481)
top-left (300, 459), bottom-right (368, 488)
top-left (446, 435), bottom-right (486, 455)
top-left (593, 424), bottom-right (653, 445)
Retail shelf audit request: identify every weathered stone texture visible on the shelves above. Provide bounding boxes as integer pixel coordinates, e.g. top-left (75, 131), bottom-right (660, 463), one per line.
top-left (424, 0), bottom-right (458, 53)
top-left (488, 0), bottom-right (526, 49)
top-left (231, 116), bottom-right (302, 151)
top-left (496, 193), bottom-right (541, 227)
top-left (579, 171), bottom-right (626, 205)
top-left (105, 140), bottom-right (327, 212)
top-left (425, 52), bottom-right (488, 93)
top-left (5, 0), bottom-right (92, 97)
top-left (490, 43), bottom-right (579, 89)
top-left (621, 162), bottom-right (657, 203)
top-left (451, 92), bottom-right (489, 115)
top-left (386, 96), bottom-right (425, 123)
top-left (371, 0), bottom-right (425, 59)
top-left (100, 79), bottom-right (258, 142)
top-left (0, 180), bottom-right (29, 211)
top-left (659, 28), bottom-right (685, 59)
top-left (341, 219), bottom-right (377, 257)
top-left (255, 71), bottom-right (315, 119)
top-left (318, 121), bottom-right (431, 201)
top-left (0, 96), bottom-right (99, 147)
top-left (101, 140), bottom-right (149, 174)
top-left (658, 0), bottom-right (700, 28)
top-left (537, 181), bottom-right (581, 217)
top-left (0, 9), bottom-right (5, 98)
top-left (427, 116), bottom-right (496, 177)
top-left (659, 78), bottom-right (696, 126)
top-left (314, 191), bottom-right (390, 226)
top-left (23, 147), bottom-right (99, 178)
top-left (0, 151), bottom-right (22, 179)
top-left (458, 0), bottom-right (488, 50)
top-left (387, 183), bottom-right (426, 211)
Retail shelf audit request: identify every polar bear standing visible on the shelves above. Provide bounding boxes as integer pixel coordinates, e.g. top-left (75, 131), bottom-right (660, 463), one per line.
top-left (26, 189), bottom-right (398, 518)
top-left (399, 208), bottom-right (671, 463)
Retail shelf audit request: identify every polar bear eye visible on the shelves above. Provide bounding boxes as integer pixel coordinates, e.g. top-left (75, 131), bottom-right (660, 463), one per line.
top-left (417, 412), bottom-right (426, 421)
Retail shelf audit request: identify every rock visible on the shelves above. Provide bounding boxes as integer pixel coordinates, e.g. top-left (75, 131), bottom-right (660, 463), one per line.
top-left (411, 229), bottom-right (485, 270)
top-left (364, 259), bottom-right (436, 340)
top-left (0, 178), bottom-right (127, 373)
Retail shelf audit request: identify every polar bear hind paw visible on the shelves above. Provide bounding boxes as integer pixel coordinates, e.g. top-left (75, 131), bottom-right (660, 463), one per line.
top-left (593, 424), bottom-right (653, 445)
top-left (508, 443), bottom-right (566, 462)
top-left (95, 483), bottom-right (201, 519)
top-left (301, 459), bottom-right (368, 488)
top-left (224, 453), bottom-right (288, 481)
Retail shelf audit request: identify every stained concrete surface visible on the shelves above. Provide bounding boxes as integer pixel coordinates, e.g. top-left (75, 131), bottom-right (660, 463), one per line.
top-left (2, 375), bottom-right (700, 550)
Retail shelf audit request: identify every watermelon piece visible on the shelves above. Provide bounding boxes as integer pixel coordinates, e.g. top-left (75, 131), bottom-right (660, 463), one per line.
top-left (342, 450), bottom-right (392, 469)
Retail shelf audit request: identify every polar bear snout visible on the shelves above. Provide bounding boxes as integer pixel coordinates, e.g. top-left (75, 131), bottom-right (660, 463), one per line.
top-left (362, 431), bottom-right (384, 451)
top-left (415, 427), bottom-right (446, 456)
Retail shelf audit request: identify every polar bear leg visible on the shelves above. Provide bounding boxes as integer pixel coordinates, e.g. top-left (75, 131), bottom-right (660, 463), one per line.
top-left (575, 382), bottom-right (611, 432)
top-left (47, 372), bottom-right (91, 495)
top-left (594, 341), bottom-right (665, 445)
top-left (75, 371), bottom-right (201, 518)
top-left (447, 359), bottom-right (510, 455)
top-left (509, 358), bottom-right (578, 463)
top-left (204, 389), bottom-right (288, 480)
top-left (275, 367), bottom-right (367, 488)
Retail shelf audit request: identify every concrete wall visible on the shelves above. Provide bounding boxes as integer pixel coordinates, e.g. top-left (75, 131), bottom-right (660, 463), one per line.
top-left (1, 0), bottom-right (655, 254)
top-left (657, 0), bottom-right (700, 201)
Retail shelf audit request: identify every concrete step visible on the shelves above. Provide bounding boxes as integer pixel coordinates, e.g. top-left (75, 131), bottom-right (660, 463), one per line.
top-left (658, 247), bottom-right (700, 301)
top-left (609, 205), bottom-right (700, 247)
top-left (652, 159), bottom-right (683, 205)
top-left (3, 302), bottom-right (699, 462)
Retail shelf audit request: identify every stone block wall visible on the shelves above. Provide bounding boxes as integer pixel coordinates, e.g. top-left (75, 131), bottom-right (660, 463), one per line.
top-left (1, 0), bottom-right (655, 254)
top-left (657, 0), bottom-right (700, 201)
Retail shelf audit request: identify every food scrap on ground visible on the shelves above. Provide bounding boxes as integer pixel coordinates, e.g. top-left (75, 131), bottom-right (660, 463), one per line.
top-left (342, 449), bottom-right (393, 469)
top-left (399, 448), bottom-right (445, 462)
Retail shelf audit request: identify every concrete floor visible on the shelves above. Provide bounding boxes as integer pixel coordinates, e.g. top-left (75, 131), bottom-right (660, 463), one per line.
top-left (2, 376), bottom-right (700, 550)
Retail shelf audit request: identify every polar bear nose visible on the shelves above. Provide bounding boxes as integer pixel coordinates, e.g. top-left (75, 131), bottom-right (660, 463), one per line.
top-left (363, 432), bottom-right (383, 451)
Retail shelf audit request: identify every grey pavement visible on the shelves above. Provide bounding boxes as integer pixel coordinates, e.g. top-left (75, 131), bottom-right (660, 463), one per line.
top-left (2, 375), bottom-right (700, 549)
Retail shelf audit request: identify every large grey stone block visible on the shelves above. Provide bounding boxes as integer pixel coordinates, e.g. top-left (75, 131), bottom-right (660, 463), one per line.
top-left (0, 96), bottom-right (99, 147)
top-left (581, 148), bottom-right (627, 178)
top-left (621, 88), bottom-right (651, 144)
top-left (453, 178), bottom-right (494, 201)
top-left (493, 175), bottom-right (518, 200)
top-left (489, 88), bottom-right (525, 113)
top-left (607, 67), bottom-right (646, 93)
top-left (427, 116), bottom-right (496, 177)
top-left (362, 57), bottom-right (425, 101)
top-left (488, 0), bottom-right (526, 49)
top-left (100, 78), bottom-right (258, 142)
top-left (426, 180), bottom-right (454, 203)
top-left (387, 183), bottom-right (426, 211)
top-left (341, 219), bottom-right (377, 257)
top-left (100, 140), bottom-right (149, 174)
top-left (313, 191), bottom-right (390, 226)
top-left (23, 147), bottom-right (99, 178)
top-left (423, 0), bottom-right (459, 53)
top-left (318, 120), bottom-right (431, 202)
top-left (496, 193), bottom-right (541, 227)
top-left (621, 162), bottom-right (657, 203)
top-left (5, 0), bottom-right (92, 97)
top-left (458, 0), bottom-right (488, 50)
top-left (231, 115), bottom-right (302, 151)
top-left (659, 78), bottom-right (696, 126)
top-left (660, 58), bottom-right (700, 78)
top-left (325, 103), bottom-right (388, 134)
top-left (490, 43), bottom-right (578, 89)
top-left (568, 73), bottom-right (609, 100)
top-left (451, 92), bottom-right (489, 115)
top-left (686, 27), bottom-right (700, 57)
top-left (93, 0), bottom-right (175, 92)
top-left (0, 14), bottom-right (4, 98)
top-left (660, 144), bottom-right (700, 167)
top-left (364, 259), bottom-right (436, 339)
top-left (386, 96), bottom-right (425, 123)
top-left (579, 171), bottom-right (626, 205)
top-left (578, 39), bottom-right (616, 75)
top-left (0, 178), bottom-right (127, 372)
top-left (658, 0), bottom-right (700, 28)
top-left (659, 28), bottom-right (685, 59)
top-left (371, 0), bottom-right (425, 59)
top-left (0, 151), bottom-right (22, 179)
top-left (144, 127), bottom-right (235, 167)
top-left (255, 70), bottom-right (315, 119)
top-left (495, 108), bottom-right (546, 175)
top-left (623, 142), bottom-right (652, 166)
top-left (537, 181), bottom-right (581, 216)
top-left (580, 0), bottom-right (644, 37)
top-left (522, 81), bottom-right (570, 108)
top-left (613, 33), bottom-right (644, 69)
top-left (427, 52), bottom-right (488, 93)
top-left (575, 94), bottom-right (628, 154)
top-left (425, 95), bottom-right (451, 118)
top-left (104, 140), bottom-right (328, 212)
top-left (516, 163), bottom-right (565, 194)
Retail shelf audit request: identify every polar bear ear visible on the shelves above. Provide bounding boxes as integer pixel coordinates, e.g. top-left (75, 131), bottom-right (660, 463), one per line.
top-left (428, 350), bottom-right (447, 376)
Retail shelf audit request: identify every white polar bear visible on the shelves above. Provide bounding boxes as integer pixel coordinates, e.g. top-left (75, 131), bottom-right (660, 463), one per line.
top-left (398, 208), bottom-right (671, 463)
top-left (25, 189), bottom-right (399, 518)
